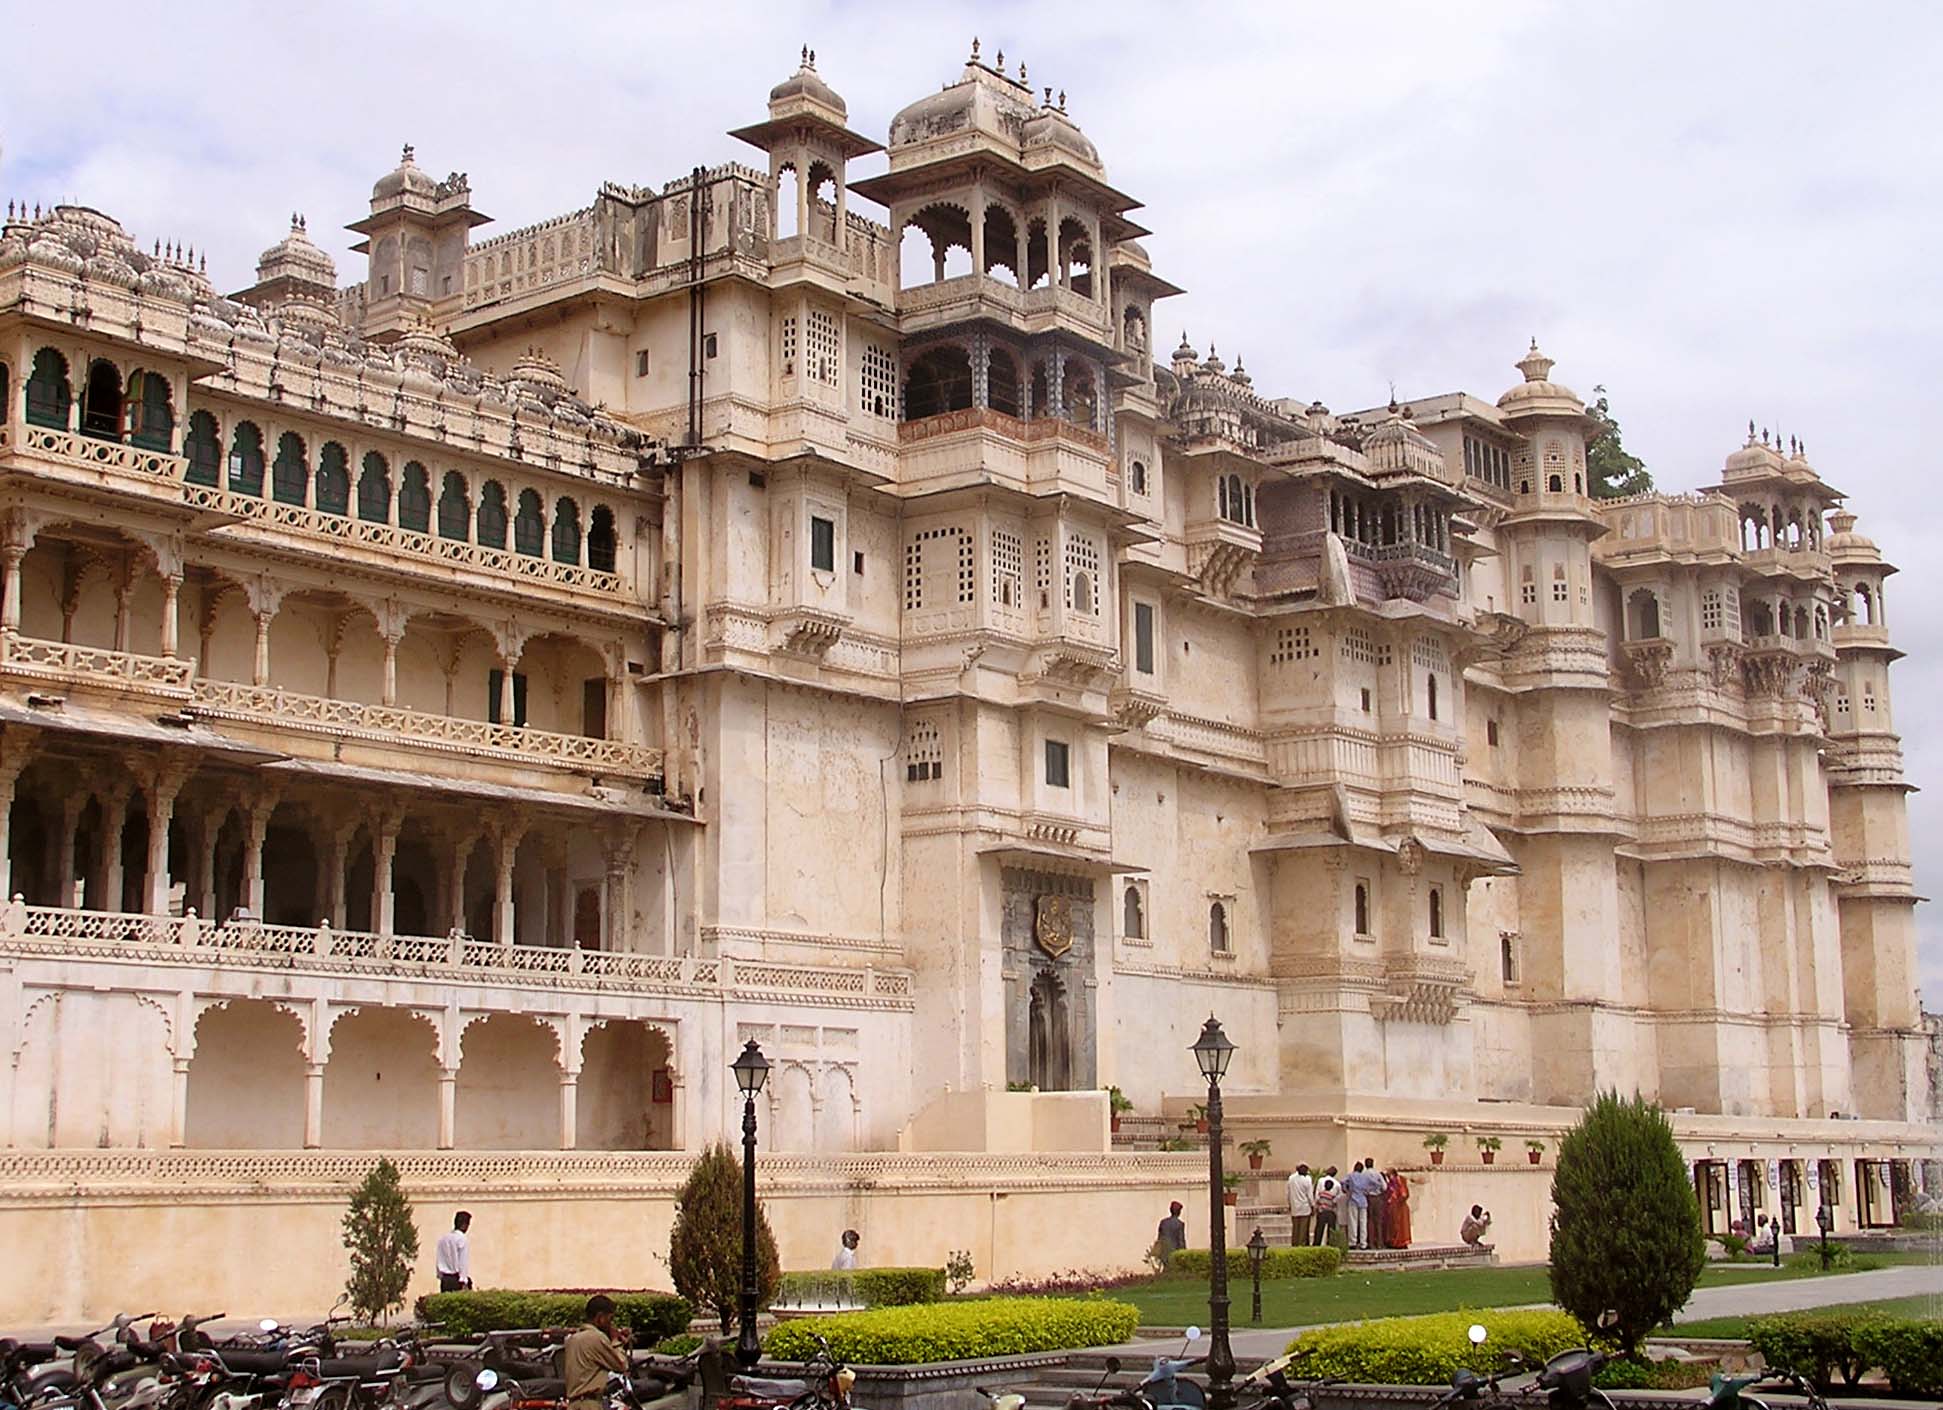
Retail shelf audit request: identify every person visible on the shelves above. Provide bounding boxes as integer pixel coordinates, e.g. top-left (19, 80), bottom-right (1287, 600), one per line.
top-left (1363, 1155), bottom-right (1387, 1250)
top-left (1748, 1215), bottom-right (1776, 1254)
top-left (1286, 1163), bottom-right (1315, 1249)
top-left (1384, 1169), bottom-right (1412, 1249)
top-left (1312, 1168), bottom-right (1340, 1246)
top-left (832, 1228), bottom-right (860, 1270)
top-left (1460, 1204), bottom-right (1492, 1247)
top-left (1344, 1161), bottom-right (1370, 1250)
top-left (435, 1211), bottom-right (472, 1292)
top-left (1156, 1201), bottom-right (1187, 1267)
top-left (563, 1294), bottom-right (631, 1410)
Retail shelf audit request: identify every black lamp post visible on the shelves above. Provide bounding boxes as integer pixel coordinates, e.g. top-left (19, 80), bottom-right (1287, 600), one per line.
top-left (1246, 1227), bottom-right (1267, 1325)
top-left (1815, 1200), bottom-right (1832, 1272)
top-left (731, 1038), bottom-right (770, 1369)
top-left (1191, 1015), bottom-right (1237, 1410)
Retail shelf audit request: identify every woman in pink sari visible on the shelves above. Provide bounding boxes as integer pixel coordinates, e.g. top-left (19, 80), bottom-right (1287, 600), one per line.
top-left (1385, 1170), bottom-right (1412, 1248)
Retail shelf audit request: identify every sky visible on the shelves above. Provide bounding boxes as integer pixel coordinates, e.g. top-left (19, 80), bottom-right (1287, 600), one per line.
top-left (6, 1), bottom-right (1941, 1002)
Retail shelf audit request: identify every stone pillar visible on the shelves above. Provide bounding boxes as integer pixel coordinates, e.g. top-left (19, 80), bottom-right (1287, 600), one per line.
top-left (494, 829), bottom-right (520, 946)
top-left (970, 190), bottom-right (986, 279)
top-left (795, 159), bottom-right (810, 247)
top-left (113, 574), bottom-right (134, 654)
top-left (601, 847), bottom-right (628, 952)
top-left (97, 782), bottom-right (132, 912)
top-left (55, 792), bottom-right (83, 909)
top-left (0, 545), bottom-right (25, 636)
top-left (143, 770), bottom-right (186, 914)
top-left (437, 1067), bottom-right (457, 1150)
top-left (380, 630), bottom-right (402, 707)
top-left (0, 736), bottom-right (34, 899)
top-left (242, 798), bottom-right (273, 917)
top-left (497, 649), bottom-right (520, 725)
top-left (373, 818), bottom-right (400, 936)
top-left (326, 823), bottom-right (354, 929)
top-left (251, 608), bottom-right (273, 687)
top-left (558, 1074), bottom-right (579, 1151)
top-left (197, 806), bottom-right (222, 921)
top-left (304, 1062), bottom-right (325, 1149)
top-left (160, 573), bottom-right (182, 659)
top-left (170, 1055), bottom-right (192, 1148)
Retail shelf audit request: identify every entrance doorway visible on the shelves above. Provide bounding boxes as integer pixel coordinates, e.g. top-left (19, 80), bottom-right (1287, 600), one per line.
top-left (1778, 1159), bottom-right (1803, 1235)
top-left (1027, 969), bottom-right (1071, 1091)
top-left (1694, 1160), bottom-right (1729, 1237)
top-left (1856, 1159), bottom-right (1897, 1228)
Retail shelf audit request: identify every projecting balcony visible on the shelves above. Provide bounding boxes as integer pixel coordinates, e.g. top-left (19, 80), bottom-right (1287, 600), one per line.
top-left (1183, 517), bottom-right (1261, 596)
top-left (1742, 545), bottom-right (1832, 578)
top-left (895, 407), bottom-right (1110, 498)
top-left (1366, 541), bottom-right (1457, 602)
top-left (0, 633), bottom-right (194, 701)
top-left (0, 903), bottom-right (914, 1007)
top-left (1, 418), bottom-right (189, 499)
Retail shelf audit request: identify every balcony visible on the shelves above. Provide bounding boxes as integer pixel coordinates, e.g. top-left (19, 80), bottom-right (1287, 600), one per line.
top-left (181, 484), bottom-right (627, 600)
top-left (0, 633), bottom-right (194, 700)
top-left (3, 420), bottom-right (188, 495)
top-left (1366, 541), bottom-right (1457, 602)
top-left (894, 407), bottom-right (1110, 498)
top-left (189, 678), bottom-right (663, 780)
top-left (0, 904), bottom-right (914, 1007)
top-left (1183, 517), bottom-right (1261, 596)
top-left (1742, 545), bottom-right (1832, 578)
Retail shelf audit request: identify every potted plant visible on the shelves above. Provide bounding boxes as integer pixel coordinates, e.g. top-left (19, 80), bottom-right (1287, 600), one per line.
top-left (1240, 1138), bottom-right (1272, 1171)
top-left (1525, 1138), bottom-right (1545, 1166)
top-left (1477, 1134), bottom-right (1503, 1165)
top-left (1187, 1103), bottom-right (1209, 1136)
top-left (1222, 1172), bottom-right (1243, 1206)
top-left (1108, 1085), bottom-right (1133, 1134)
top-left (1423, 1132), bottom-right (1449, 1166)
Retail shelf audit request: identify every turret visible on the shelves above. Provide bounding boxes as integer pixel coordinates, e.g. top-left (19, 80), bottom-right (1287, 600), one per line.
top-left (345, 145), bottom-right (489, 341)
top-left (1494, 341), bottom-right (1605, 631)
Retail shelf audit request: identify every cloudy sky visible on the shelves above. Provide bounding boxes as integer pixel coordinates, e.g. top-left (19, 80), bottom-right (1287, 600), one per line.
top-left (6, 2), bottom-right (1941, 999)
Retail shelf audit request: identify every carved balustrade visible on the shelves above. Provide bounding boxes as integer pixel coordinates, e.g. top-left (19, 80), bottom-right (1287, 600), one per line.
top-left (0, 631), bottom-right (195, 695)
top-left (13, 423), bottom-right (188, 483)
top-left (188, 677), bottom-right (663, 779)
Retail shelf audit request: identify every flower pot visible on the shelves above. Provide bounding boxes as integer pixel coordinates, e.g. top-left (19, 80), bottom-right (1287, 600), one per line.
top-left (1111, 1115), bottom-right (1122, 1134)
top-left (1481, 1151), bottom-right (1496, 1165)
top-left (1528, 1150), bottom-right (1541, 1165)
top-left (1429, 1150), bottom-right (1445, 1166)
top-left (1223, 1190), bottom-right (1239, 1206)
top-left (1248, 1154), bottom-right (1264, 1171)
top-left (1196, 1120), bottom-right (1210, 1135)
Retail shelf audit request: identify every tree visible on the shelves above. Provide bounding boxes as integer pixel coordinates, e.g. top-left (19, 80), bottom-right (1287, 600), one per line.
top-left (1548, 1091), bottom-right (1706, 1356)
top-left (668, 1142), bottom-right (782, 1333)
top-left (342, 1157), bottom-right (421, 1325)
top-left (1586, 385), bottom-right (1653, 499)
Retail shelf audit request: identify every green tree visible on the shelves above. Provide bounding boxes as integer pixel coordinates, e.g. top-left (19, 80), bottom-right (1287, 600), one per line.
top-left (1548, 1091), bottom-right (1706, 1356)
top-left (342, 1157), bottom-right (421, 1325)
top-left (669, 1142), bottom-right (782, 1333)
top-left (1586, 385), bottom-right (1653, 499)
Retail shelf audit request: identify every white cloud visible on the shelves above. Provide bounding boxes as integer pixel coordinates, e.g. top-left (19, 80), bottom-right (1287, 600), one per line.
top-left (5, 0), bottom-right (1939, 1000)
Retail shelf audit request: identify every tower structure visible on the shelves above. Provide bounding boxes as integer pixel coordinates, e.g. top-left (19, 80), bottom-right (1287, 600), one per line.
top-left (346, 146), bottom-right (489, 341)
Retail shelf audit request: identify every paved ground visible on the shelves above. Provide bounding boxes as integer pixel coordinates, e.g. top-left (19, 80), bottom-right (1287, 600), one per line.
top-left (1115, 1262), bottom-right (1943, 1360)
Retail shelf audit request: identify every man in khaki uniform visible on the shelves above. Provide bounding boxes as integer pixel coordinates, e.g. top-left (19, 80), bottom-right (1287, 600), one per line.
top-left (563, 1295), bottom-right (631, 1410)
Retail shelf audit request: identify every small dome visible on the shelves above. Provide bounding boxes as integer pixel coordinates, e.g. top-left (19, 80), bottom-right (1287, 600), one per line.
top-left (1364, 404), bottom-right (1444, 478)
top-left (1231, 357), bottom-right (1252, 388)
top-left (1173, 332), bottom-right (1198, 363)
top-left (769, 47), bottom-right (847, 118)
top-left (1202, 343), bottom-right (1226, 375)
top-left (1825, 509), bottom-right (1884, 565)
top-left (889, 55), bottom-right (1042, 160)
top-left (373, 144), bottom-right (438, 201)
top-left (1496, 337), bottom-right (1587, 420)
top-left (1723, 420), bottom-right (1787, 478)
top-left (1022, 93), bottom-right (1101, 172)
top-left (256, 213), bottom-right (337, 288)
top-left (508, 347), bottom-right (570, 396)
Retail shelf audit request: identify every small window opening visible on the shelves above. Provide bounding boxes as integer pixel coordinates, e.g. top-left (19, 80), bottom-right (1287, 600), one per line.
top-left (1354, 881), bottom-right (1371, 936)
top-left (853, 550), bottom-right (865, 575)
top-left (1429, 887), bottom-right (1445, 939)
top-left (1360, 687), bottom-right (1372, 713)
top-left (703, 333), bottom-right (718, 359)
top-left (1501, 934), bottom-right (1519, 984)
top-left (1427, 673), bottom-right (1439, 721)
top-left (1123, 886), bottom-right (1144, 940)
top-left (810, 515), bottom-right (836, 573)
top-left (636, 349), bottom-right (651, 377)
top-left (1045, 739), bottom-right (1071, 789)
top-left (1134, 602), bottom-right (1155, 676)
top-left (1487, 718), bottom-right (1500, 747)
top-left (1209, 901), bottom-right (1230, 955)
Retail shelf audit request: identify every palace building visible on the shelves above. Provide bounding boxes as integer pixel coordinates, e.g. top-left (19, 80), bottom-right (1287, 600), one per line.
top-left (0, 46), bottom-right (1934, 1314)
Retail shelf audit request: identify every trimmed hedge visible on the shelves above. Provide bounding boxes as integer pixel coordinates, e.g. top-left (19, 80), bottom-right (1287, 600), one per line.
top-left (1287, 1309), bottom-right (1591, 1385)
top-left (776, 1267), bottom-right (946, 1308)
top-left (764, 1296), bottom-right (1139, 1365)
top-left (1166, 1246), bottom-right (1340, 1280)
top-left (416, 1290), bottom-right (692, 1343)
top-left (1851, 1319), bottom-right (1943, 1398)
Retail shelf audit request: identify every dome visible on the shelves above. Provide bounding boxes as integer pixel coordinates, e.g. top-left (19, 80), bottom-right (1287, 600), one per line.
top-left (1363, 404), bottom-right (1444, 479)
top-left (373, 145), bottom-right (438, 202)
top-left (889, 56), bottom-right (1040, 158)
top-left (769, 48), bottom-right (847, 118)
top-left (1495, 338), bottom-right (1587, 420)
top-left (1825, 509), bottom-right (1883, 564)
top-left (1021, 93), bottom-right (1101, 172)
top-left (1722, 420), bottom-right (1786, 479)
top-left (255, 213), bottom-right (337, 289)
top-left (1173, 332), bottom-right (1198, 364)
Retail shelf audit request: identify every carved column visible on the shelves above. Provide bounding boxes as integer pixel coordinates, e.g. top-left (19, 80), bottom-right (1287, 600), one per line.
top-left (251, 608), bottom-right (273, 686)
top-left (558, 1075), bottom-right (579, 1150)
top-left (437, 1067), bottom-right (458, 1149)
top-left (372, 812), bottom-right (402, 937)
top-left (325, 819), bottom-right (356, 929)
top-left (970, 189), bottom-right (986, 280)
top-left (242, 794), bottom-right (275, 917)
top-left (601, 842), bottom-right (629, 952)
top-left (197, 804), bottom-right (223, 921)
top-left (380, 628), bottom-right (402, 707)
top-left (169, 1055), bottom-right (192, 1148)
top-left (0, 544), bottom-right (25, 637)
top-left (303, 1062), bottom-right (325, 1149)
top-left (55, 792), bottom-right (84, 908)
top-left (159, 573), bottom-right (182, 659)
top-left (497, 646), bottom-right (521, 725)
top-left (142, 759), bottom-right (191, 914)
top-left (97, 780), bottom-right (133, 912)
top-left (494, 825), bottom-right (523, 946)
top-left (112, 567), bottom-right (135, 654)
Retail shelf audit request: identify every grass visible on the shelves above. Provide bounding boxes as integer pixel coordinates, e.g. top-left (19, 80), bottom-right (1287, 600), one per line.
top-left (1669, 1295), bottom-right (1943, 1339)
top-left (1116, 1252), bottom-right (1936, 1329)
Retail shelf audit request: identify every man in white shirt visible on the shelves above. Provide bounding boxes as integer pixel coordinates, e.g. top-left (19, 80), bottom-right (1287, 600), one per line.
top-left (436, 1210), bottom-right (473, 1292)
top-left (1286, 1163), bottom-right (1315, 1249)
top-left (831, 1228), bottom-right (860, 1270)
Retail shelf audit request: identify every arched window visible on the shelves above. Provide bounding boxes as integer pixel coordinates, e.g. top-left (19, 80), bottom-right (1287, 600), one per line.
top-left (271, 432), bottom-right (308, 505)
top-left (0, 361), bottom-right (9, 426)
top-left (1354, 882), bottom-right (1370, 936)
top-left (1064, 365), bottom-right (1098, 430)
top-left (1072, 571), bottom-right (1093, 615)
top-left (1208, 901), bottom-right (1230, 955)
top-left (185, 410), bottom-right (221, 485)
top-left (902, 345), bottom-right (973, 420)
top-left (1429, 888), bottom-right (1444, 939)
top-left (396, 459), bottom-right (430, 532)
top-left (514, 489), bottom-right (545, 556)
top-left (227, 422), bottom-right (265, 495)
top-left (79, 358), bottom-right (122, 440)
top-left (124, 370), bottom-right (173, 450)
top-left (315, 442), bottom-right (350, 516)
top-left (1427, 673), bottom-right (1439, 721)
top-left (551, 497), bottom-right (582, 564)
top-left (987, 347), bottom-right (1021, 418)
top-left (588, 505), bottom-right (618, 573)
top-left (357, 452), bottom-right (391, 522)
top-left (1130, 460), bottom-right (1149, 496)
top-left (1123, 886), bottom-right (1144, 940)
top-left (1627, 588), bottom-right (1662, 641)
top-left (477, 481), bottom-right (509, 548)
top-left (437, 470), bottom-right (470, 541)
top-left (1548, 473), bottom-right (1563, 493)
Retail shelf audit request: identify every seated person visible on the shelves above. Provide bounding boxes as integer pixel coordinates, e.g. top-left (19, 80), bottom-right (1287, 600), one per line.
top-left (1748, 1215), bottom-right (1776, 1253)
top-left (1459, 1204), bottom-right (1492, 1246)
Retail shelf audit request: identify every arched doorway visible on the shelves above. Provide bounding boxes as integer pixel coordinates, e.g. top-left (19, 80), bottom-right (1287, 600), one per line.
top-left (1027, 969), bottom-right (1071, 1091)
top-left (185, 1001), bottom-right (307, 1148)
top-left (323, 1008), bottom-right (441, 1148)
top-left (577, 1020), bottom-right (675, 1150)
top-left (455, 1014), bottom-right (559, 1149)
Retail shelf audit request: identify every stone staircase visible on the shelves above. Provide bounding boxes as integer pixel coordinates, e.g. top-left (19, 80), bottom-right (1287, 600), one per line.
top-left (1004, 1351), bottom-right (1267, 1410)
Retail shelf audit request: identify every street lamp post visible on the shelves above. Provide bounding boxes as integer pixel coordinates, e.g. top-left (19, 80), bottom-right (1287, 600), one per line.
top-left (1815, 1201), bottom-right (1832, 1272)
top-left (1246, 1227), bottom-right (1267, 1325)
top-left (1191, 1016), bottom-right (1238, 1410)
top-left (731, 1038), bottom-right (771, 1370)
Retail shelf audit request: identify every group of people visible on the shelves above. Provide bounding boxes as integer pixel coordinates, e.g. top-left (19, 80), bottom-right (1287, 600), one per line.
top-left (1287, 1159), bottom-right (1413, 1249)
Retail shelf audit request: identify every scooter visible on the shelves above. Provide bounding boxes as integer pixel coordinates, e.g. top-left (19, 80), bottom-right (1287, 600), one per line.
top-left (1236, 1349), bottom-right (1338, 1410)
top-left (1135, 1327), bottom-right (1208, 1410)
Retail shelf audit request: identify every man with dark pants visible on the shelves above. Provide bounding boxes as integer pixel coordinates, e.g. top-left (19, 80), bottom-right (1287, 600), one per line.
top-left (1364, 1155), bottom-right (1387, 1250)
top-left (564, 1295), bottom-right (631, 1410)
top-left (435, 1211), bottom-right (472, 1293)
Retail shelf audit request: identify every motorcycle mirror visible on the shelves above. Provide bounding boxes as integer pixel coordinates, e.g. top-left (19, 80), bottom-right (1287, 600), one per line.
top-left (475, 1370), bottom-right (500, 1392)
top-left (1468, 1325), bottom-right (1488, 1346)
top-left (259, 1320), bottom-right (280, 1334)
top-left (1104, 1357), bottom-right (1122, 1376)
top-left (1184, 1326), bottom-right (1202, 1344)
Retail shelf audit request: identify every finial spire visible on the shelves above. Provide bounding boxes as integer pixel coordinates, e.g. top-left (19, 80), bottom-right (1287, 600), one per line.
top-left (1058, 89), bottom-right (1067, 111)
top-left (995, 49), bottom-right (1004, 74)
top-left (1044, 86), bottom-right (1053, 106)
top-left (1515, 339), bottom-right (1554, 384)
top-left (402, 143), bottom-right (415, 163)
top-left (1019, 60), bottom-right (1027, 84)
top-left (970, 36), bottom-right (980, 62)
top-left (800, 43), bottom-right (809, 66)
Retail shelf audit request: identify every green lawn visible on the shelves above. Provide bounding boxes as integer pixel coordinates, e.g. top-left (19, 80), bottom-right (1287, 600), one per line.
top-left (1118, 1253), bottom-right (1934, 1330)
top-left (1671, 1295), bottom-right (1943, 1339)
